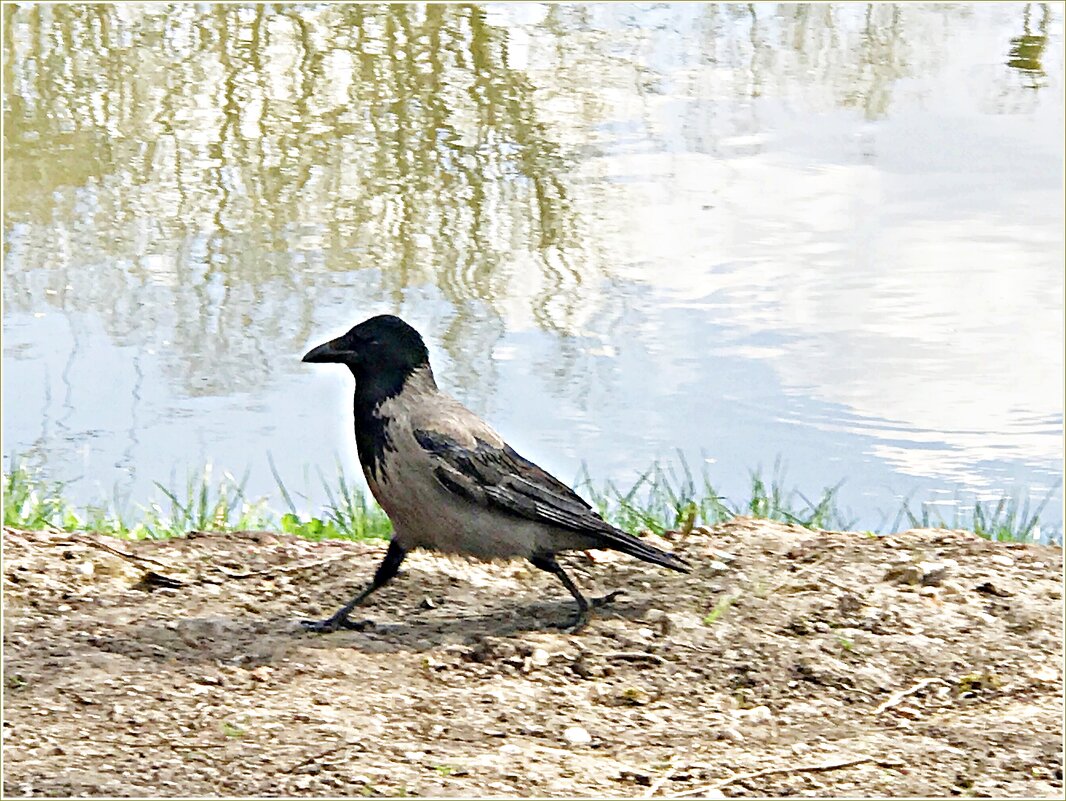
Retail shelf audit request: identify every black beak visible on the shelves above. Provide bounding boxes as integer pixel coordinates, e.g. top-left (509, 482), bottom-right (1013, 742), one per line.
top-left (302, 338), bottom-right (355, 364)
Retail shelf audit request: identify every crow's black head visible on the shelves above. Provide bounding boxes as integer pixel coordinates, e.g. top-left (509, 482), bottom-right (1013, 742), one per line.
top-left (303, 315), bottom-right (431, 403)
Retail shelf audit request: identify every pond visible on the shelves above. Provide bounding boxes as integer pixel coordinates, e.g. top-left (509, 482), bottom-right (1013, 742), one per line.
top-left (3, 3), bottom-right (1063, 537)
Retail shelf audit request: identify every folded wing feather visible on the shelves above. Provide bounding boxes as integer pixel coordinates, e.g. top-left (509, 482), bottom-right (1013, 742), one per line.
top-left (413, 429), bottom-right (690, 572)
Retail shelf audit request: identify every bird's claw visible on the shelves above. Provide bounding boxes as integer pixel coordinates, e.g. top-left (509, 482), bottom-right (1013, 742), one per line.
top-left (300, 616), bottom-right (375, 633)
top-left (560, 591), bottom-right (624, 633)
top-left (591, 589), bottom-right (625, 608)
top-left (567, 611), bottom-right (590, 634)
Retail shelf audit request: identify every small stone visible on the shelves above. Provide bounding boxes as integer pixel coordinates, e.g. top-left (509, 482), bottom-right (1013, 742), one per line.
top-left (78, 561), bottom-right (95, 577)
top-left (1032, 665), bottom-right (1059, 683)
top-left (668, 613), bottom-right (703, 631)
top-left (783, 701), bottom-right (822, 718)
top-left (590, 684), bottom-right (612, 702)
top-left (989, 554), bottom-right (1014, 568)
top-left (708, 560), bottom-right (730, 575)
top-left (883, 564), bottom-right (923, 585)
top-left (563, 725), bottom-right (592, 745)
top-left (919, 586), bottom-right (939, 598)
top-left (530, 648), bottom-right (550, 667)
top-left (837, 593), bottom-right (863, 613)
top-left (572, 656), bottom-right (601, 679)
top-left (732, 705), bottom-right (773, 725)
top-left (717, 726), bottom-right (745, 742)
top-left (619, 769), bottom-right (652, 786)
top-left (467, 638), bottom-right (517, 663)
top-left (975, 581), bottom-right (1013, 597)
top-left (744, 705), bottom-right (773, 725)
top-left (644, 609), bottom-right (674, 635)
top-left (918, 560), bottom-right (954, 586)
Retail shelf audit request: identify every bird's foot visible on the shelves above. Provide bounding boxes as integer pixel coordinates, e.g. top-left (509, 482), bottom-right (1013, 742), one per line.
top-left (300, 616), bottom-right (375, 633)
top-left (557, 591), bottom-right (625, 633)
top-left (591, 589), bottom-right (625, 609)
top-left (566, 609), bottom-right (591, 634)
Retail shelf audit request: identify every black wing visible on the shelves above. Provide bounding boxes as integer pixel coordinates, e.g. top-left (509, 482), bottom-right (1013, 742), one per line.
top-left (413, 429), bottom-right (689, 572)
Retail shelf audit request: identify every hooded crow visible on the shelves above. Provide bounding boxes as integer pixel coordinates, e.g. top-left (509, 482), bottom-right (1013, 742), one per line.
top-left (301, 314), bottom-right (690, 632)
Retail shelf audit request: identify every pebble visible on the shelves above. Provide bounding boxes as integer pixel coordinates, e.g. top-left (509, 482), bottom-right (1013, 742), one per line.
top-left (1032, 665), bottom-right (1059, 683)
top-left (530, 648), bottom-right (550, 667)
top-left (883, 564), bottom-right (923, 585)
top-left (707, 560), bottom-right (730, 575)
top-left (563, 725), bottom-right (592, 745)
top-left (918, 559), bottom-right (955, 586)
top-left (589, 685), bottom-right (610, 703)
top-left (717, 725), bottom-right (745, 742)
top-left (669, 613), bottom-right (703, 631)
top-left (732, 705), bottom-right (773, 725)
top-left (940, 580), bottom-right (966, 596)
top-left (989, 554), bottom-right (1014, 568)
top-left (644, 608), bottom-right (674, 635)
top-left (975, 580), bottom-right (1014, 598)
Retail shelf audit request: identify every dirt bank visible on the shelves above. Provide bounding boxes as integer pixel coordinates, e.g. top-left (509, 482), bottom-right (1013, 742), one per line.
top-left (2, 521), bottom-right (1062, 797)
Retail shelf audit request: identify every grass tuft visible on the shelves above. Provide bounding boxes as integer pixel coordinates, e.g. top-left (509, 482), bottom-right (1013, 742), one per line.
top-left (892, 483), bottom-right (1060, 543)
top-left (2, 453), bottom-right (1058, 544)
top-left (577, 454), bottom-right (857, 535)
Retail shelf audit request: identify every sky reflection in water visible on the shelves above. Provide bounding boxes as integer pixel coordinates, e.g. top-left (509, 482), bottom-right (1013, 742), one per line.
top-left (3, 3), bottom-right (1063, 535)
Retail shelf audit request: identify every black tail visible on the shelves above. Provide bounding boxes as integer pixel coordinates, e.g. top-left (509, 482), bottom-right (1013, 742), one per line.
top-left (591, 525), bottom-right (691, 573)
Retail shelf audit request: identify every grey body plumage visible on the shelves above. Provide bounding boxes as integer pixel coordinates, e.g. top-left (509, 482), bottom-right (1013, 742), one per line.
top-left (301, 314), bottom-right (689, 632)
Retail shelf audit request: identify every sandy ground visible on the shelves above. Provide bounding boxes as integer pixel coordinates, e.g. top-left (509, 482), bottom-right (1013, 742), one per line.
top-left (2, 520), bottom-right (1063, 798)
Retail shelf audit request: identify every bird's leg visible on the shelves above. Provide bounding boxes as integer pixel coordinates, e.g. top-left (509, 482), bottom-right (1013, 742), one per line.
top-left (302, 539), bottom-right (407, 633)
top-left (591, 590), bottom-right (626, 608)
top-left (531, 554), bottom-right (611, 633)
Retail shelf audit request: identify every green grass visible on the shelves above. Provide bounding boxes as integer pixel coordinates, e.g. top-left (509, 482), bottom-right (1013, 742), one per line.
top-left (1, 453), bottom-right (1058, 544)
top-left (576, 453), bottom-right (855, 534)
top-left (2, 456), bottom-right (388, 541)
top-left (891, 486), bottom-right (1058, 544)
top-left (702, 594), bottom-right (739, 625)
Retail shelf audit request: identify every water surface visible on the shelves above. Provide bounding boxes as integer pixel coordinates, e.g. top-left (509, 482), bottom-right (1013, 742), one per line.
top-left (3, 3), bottom-right (1063, 535)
